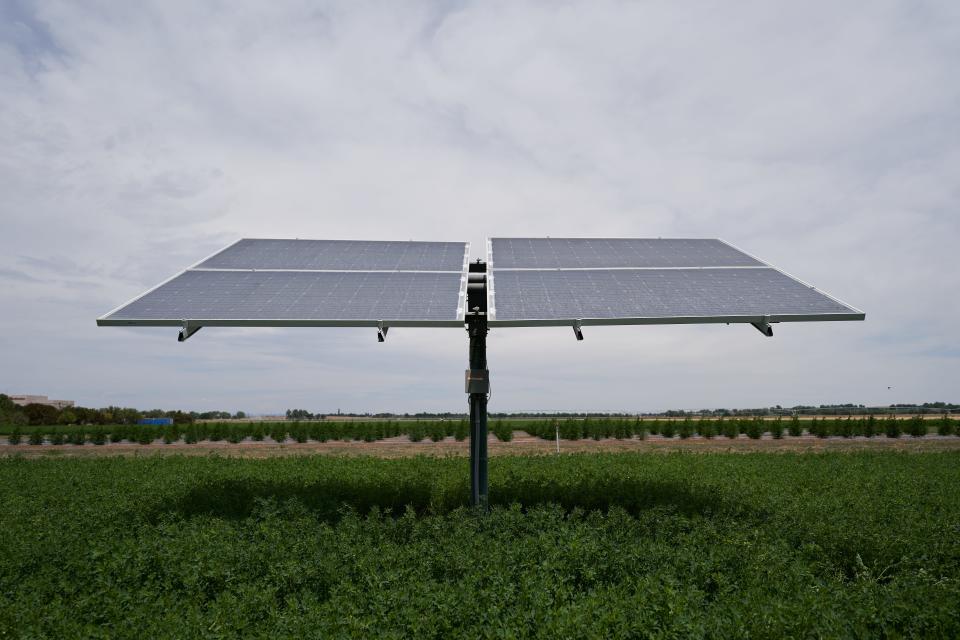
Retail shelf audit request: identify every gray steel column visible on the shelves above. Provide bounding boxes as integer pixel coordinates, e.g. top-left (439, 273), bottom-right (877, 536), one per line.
top-left (465, 259), bottom-right (489, 509)
top-left (467, 313), bottom-right (488, 508)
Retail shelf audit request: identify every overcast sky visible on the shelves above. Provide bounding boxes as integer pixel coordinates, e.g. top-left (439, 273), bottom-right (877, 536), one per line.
top-left (1, 1), bottom-right (958, 414)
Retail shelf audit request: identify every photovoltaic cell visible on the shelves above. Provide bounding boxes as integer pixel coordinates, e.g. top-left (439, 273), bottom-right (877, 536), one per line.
top-left (105, 270), bottom-right (463, 323)
top-left (200, 239), bottom-right (466, 272)
top-left (490, 268), bottom-right (857, 322)
top-left (487, 237), bottom-right (863, 325)
top-left (490, 238), bottom-right (763, 269)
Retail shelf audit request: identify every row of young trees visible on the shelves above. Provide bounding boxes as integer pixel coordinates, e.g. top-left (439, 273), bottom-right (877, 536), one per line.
top-left (4, 415), bottom-right (957, 446)
top-left (520, 415), bottom-right (956, 440)
top-left (5, 420), bottom-right (471, 446)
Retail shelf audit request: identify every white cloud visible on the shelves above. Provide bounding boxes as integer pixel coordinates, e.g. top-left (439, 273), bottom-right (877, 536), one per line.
top-left (1, 0), bottom-right (958, 412)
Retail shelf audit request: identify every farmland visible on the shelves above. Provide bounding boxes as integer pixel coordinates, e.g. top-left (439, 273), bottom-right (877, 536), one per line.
top-left (1, 452), bottom-right (958, 637)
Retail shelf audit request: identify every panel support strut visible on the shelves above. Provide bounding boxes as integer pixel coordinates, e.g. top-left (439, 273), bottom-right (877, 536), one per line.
top-left (466, 259), bottom-right (489, 510)
top-left (178, 321), bottom-right (202, 342)
top-left (751, 315), bottom-right (773, 337)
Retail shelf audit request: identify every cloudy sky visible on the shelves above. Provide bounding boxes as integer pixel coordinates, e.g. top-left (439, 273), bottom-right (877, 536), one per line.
top-left (2, 1), bottom-right (958, 414)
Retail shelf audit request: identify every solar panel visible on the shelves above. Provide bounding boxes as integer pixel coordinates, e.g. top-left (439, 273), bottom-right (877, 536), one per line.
top-left (200, 239), bottom-right (467, 271)
top-left (489, 238), bottom-right (763, 269)
top-left (98, 239), bottom-right (469, 328)
top-left (487, 238), bottom-right (863, 326)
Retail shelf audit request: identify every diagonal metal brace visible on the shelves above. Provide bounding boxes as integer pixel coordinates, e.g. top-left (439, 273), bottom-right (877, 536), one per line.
top-left (751, 315), bottom-right (773, 337)
top-left (178, 320), bottom-right (202, 342)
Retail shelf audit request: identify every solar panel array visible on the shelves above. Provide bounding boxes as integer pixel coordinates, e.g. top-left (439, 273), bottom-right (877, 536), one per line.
top-left (487, 238), bottom-right (863, 326)
top-left (99, 236), bottom-right (863, 331)
top-left (98, 239), bottom-right (469, 327)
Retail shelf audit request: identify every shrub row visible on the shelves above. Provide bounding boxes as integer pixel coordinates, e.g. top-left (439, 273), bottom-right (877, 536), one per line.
top-left (4, 415), bottom-right (955, 445)
top-left (3, 420), bottom-right (471, 446)
top-left (521, 415), bottom-right (955, 441)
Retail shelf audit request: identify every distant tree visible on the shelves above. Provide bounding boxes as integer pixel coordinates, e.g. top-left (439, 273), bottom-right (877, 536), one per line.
top-left (0, 394), bottom-right (18, 413)
top-left (23, 403), bottom-right (59, 426)
top-left (58, 409), bottom-right (78, 425)
top-left (168, 410), bottom-right (194, 425)
top-left (119, 408), bottom-right (142, 424)
top-left (0, 394), bottom-right (27, 426)
top-left (234, 411), bottom-right (246, 419)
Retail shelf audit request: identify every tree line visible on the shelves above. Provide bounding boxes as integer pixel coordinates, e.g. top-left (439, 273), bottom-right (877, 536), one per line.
top-left (0, 394), bottom-right (246, 427)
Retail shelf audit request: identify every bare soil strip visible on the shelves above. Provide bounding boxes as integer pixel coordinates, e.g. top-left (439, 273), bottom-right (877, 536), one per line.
top-left (3, 433), bottom-right (960, 458)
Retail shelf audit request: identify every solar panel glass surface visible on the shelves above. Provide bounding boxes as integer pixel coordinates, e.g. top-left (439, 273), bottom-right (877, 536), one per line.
top-left (488, 237), bottom-right (862, 325)
top-left (199, 239), bottom-right (466, 271)
top-left (490, 238), bottom-right (762, 269)
top-left (99, 239), bottom-right (469, 327)
top-left (103, 270), bottom-right (464, 324)
top-left (490, 268), bottom-right (858, 322)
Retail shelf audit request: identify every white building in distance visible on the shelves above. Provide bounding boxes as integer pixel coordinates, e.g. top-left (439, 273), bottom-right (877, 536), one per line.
top-left (9, 395), bottom-right (75, 410)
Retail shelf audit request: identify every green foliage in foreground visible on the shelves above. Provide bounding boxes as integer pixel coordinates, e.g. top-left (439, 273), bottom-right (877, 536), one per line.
top-left (0, 453), bottom-right (958, 638)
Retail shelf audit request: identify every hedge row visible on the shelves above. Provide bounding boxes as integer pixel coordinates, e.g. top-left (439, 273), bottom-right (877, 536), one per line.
top-left (3, 416), bottom-right (956, 445)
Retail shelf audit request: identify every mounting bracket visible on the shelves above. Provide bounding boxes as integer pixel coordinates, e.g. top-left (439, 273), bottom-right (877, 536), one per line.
top-left (178, 321), bottom-right (202, 342)
top-left (572, 319), bottom-right (584, 341)
top-left (751, 315), bottom-right (773, 337)
top-left (377, 322), bottom-right (389, 342)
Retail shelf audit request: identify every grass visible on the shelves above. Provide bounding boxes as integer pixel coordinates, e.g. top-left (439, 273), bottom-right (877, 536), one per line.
top-left (0, 452), bottom-right (958, 638)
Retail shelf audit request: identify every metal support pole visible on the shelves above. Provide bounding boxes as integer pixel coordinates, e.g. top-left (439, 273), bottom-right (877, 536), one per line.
top-left (465, 258), bottom-right (489, 509)
top-left (467, 313), bottom-right (488, 508)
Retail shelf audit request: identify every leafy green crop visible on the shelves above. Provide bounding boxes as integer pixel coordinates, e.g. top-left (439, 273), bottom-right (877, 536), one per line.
top-left (0, 452), bottom-right (958, 638)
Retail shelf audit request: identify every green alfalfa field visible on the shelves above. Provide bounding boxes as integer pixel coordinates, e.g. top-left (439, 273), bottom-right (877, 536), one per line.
top-left (1, 451), bottom-right (958, 638)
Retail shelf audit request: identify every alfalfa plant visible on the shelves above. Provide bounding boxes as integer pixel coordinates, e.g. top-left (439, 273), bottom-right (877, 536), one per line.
top-left (227, 425), bottom-right (244, 443)
top-left (906, 416), bottom-right (927, 438)
top-left (408, 422), bottom-right (425, 442)
top-left (698, 418), bottom-right (715, 439)
top-left (937, 414), bottom-right (955, 436)
top-left (109, 425), bottom-right (127, 444)
top-left (632, 419), bottom-right (647, 440)
top-left (810, 418), bottom-right (828, 439)
top-left (722, 419), bottom-right (739, 439)
top-left (770, 418), bottom-right (784, 439)
top-left (269, 424), bottom-right (287, 444)
top-left (659, 421), bottom-right (676, 439)
top-left (291, 424), bottom-right (308, 443)
top-left (492, 422), bottom-right (513, 442)
top-left (163, 424), bottom-right (179, 444)
top-left (788, 416), bottom-right (803, 437)
top-left (885, 417), bottom-right (901, 439)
